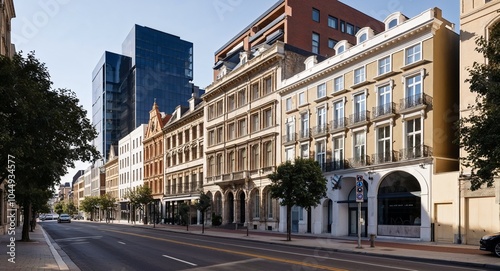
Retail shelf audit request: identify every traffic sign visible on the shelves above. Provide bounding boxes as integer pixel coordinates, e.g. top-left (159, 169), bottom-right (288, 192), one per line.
top-left (356, 175), bottom-right (364, 202)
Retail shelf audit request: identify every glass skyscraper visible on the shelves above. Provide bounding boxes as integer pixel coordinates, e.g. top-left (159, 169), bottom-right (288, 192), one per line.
top-left (92, 25), bottom-right (196, 161)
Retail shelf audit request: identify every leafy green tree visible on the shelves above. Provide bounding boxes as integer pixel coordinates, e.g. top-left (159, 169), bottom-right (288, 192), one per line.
top-left (65, 202), bottom-right (78, 215)
top-left (81, 196), bottom-right (100, 221)
top-left (0, 52), bottom-right (100, 241)
top-left (125, 186), bottom-right (153, 224)
top-left (99, 193), bottom-right (116, 221)
top-left (178, 202), bottom-right (190, 229)
top-left (195, 191), bottom-right (211, 233)
top-left (54, 202), bottom-right (65, 215)
top-left (458, 22), bottom-right (500, 190)
top-left (268, 158), bottom-right (327, 241)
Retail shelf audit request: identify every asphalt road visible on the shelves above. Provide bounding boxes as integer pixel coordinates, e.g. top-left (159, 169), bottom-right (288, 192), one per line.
top-left (40, 220), bottom-right (493, 271)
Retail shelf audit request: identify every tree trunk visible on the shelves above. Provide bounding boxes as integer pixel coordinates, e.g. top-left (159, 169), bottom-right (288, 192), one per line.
top-left (21, 201), bottom-right (31, 241)
top-left (201, 211), bottom-right (205, 234)
top-left (286, 205), bottom-right (292, 241)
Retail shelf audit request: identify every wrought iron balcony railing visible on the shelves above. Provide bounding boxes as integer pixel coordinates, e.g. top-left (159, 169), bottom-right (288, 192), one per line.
top-left (349, 111), bottom-right (370, 125)
top-left (399, 93), bottom-right (432, 111)
top-left (400, 145), bottom-right (432, 160)
top-left (348, 155), bottom-right (371, 168)
top-left (312, 124), bottom-right (328, 137)
top-left (330, 117), bottom-right (347, 131)
top-left (372, 102), bottom-right (396, 119)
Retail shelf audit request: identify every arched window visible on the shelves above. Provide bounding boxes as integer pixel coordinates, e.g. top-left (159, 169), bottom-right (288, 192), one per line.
top-left (253, 191), bottom-right (260, 218)
top-left (208, 157), bottom-right (214, 176)
top-left (388, 19), bottom-right (398, 29)
top-left (267, 191), bottom-right (274, 218)
top-left (228, 151), bottom-right (235, 172)
top-left (377, 171), bottom-right (421, 225)
top-left (239, 149), bottom-right (247, 170)
top-left (216, 154), bottom-right (223, 175)
top-left (251, 145), bottom-right (260, 170)
top-left (359, 33), bottom-right (367, 43)
top-left (337, 45), bottom-right (345, 54)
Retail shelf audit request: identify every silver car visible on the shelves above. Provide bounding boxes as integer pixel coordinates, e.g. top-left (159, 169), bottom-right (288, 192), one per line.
top-left (57, 214), bottom-right (71, 223)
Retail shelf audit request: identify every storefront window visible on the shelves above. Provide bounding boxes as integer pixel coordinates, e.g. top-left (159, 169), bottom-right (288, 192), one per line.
top-left (377, 171), bottom-right (421, 225)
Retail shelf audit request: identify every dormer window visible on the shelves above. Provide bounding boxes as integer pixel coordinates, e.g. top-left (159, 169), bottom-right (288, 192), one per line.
top-left (384, 12), bottom-right (407, 31)
top-left (355, 27), bottom-right (374, 44)
top-left (334, 40), bottom-right (351, 55)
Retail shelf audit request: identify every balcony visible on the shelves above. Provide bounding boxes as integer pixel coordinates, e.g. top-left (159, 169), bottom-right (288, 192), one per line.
top-left (321, 160), bottom-right (349, 172)
top-left (329, 118), bottom-right (347, 134)
top-left (400, 145), bottom-right (432, 160)
top-left (372, 102), bottom-right (396, 121)
top-left (348, 155), bottom-right (371, 168)
top-left (282, 133), bottom-right (296, 146)
top-left (298, 129), bottom-right (311, 141)
top-left (399, 93), bottom-right (432, 113)
top-left (348, 111), bottom-right (370, 129)
top-left (371, 150), bottom-right (401, 165)
top-left (312, 124), bottom-right (328, 138)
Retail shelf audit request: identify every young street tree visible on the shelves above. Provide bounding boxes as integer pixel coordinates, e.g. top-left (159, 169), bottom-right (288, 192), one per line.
top-left (81, 196), bottom-right (100, 221)
top-left (457, 22), bottom-right (500, 190)
top-left (0, 52), bottom-right (100, 241)
top-left (125, 186), bottom-right (153, 224)
top-left (195, 191), bottom-right (211, 233)
top-left (267, 157), bottom-right (327, 241)
top-left (99, 193), bottom-right (117, 222)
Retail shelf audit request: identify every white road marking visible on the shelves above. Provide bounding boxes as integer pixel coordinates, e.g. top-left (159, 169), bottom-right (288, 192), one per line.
top-left (118, 241), bottom-right (126, 245)
top-left (162, 254), bottom-right (197, 266)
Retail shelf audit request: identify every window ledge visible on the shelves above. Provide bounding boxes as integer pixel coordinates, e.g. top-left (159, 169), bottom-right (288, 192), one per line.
top-left (401, 59), bottom-right (430, 71)
top-left (373, 70), bottom-right (400, 81)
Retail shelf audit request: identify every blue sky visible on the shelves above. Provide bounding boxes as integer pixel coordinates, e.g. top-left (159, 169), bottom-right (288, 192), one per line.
top-left (10, 0), bottom-right (459, 184)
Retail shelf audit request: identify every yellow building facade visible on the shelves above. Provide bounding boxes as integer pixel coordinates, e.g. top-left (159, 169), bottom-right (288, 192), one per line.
top-left (452, 0), bottom-right (500, 245)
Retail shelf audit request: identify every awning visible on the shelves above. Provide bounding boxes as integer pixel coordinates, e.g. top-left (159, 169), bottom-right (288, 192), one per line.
top-left (162, 195), bottom-right (200, 202)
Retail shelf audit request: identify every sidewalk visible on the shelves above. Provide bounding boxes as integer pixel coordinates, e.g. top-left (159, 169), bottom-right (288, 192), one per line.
top-left (0, 223), bottom-right (78, 271)
top-left (1, 219), bottom-right (499, 270)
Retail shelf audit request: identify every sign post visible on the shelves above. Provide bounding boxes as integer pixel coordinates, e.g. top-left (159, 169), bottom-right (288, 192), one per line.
top-left (356, 175), bottom-right (364, 249)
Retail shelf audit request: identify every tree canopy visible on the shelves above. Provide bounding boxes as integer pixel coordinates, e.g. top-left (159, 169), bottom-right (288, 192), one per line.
top-left (458, 22), bottom-right (500, 190)
top-left (0, 52), bottom-right (100, 240)
top-left (267, 157), bottom-right (327, 240)
top-left (125, 185), bottom-right (153, 209)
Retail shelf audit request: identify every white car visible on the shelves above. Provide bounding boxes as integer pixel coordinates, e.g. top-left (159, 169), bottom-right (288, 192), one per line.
top-left (57, 214), bottom-right (71, 223)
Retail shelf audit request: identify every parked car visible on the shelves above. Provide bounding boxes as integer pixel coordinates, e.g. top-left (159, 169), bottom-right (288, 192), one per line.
top-left (57, 214), bottom-right (71, 223)
top-left (43, 214), bottom-right (54, 221)
top-left (480, 233), bottom-right (500, 257)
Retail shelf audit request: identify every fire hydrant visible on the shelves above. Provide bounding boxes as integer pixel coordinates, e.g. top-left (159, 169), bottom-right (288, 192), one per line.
top-left (370, 234), bottom-right (376, 247)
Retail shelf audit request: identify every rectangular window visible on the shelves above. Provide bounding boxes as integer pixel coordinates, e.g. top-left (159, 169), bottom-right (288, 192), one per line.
top-left (301, 144), bottom-right (309, 158)
top-left (328, 39), bottom-right (337, 49)
top-left (216, 100), bottom-right (223, 116)
top-left (354, 132), bottom-right (366, 163)
top-left (312, 32), bottom-right (320, 54)
top-left (286, 121), bottom-right (295, 142)
top-left (286, 97), bottom-right (293, 111)
top-left (406, 118), bottom-right (422, 158)
top-left (333, 137), bottom-right (344, 169)
top-left (251, 83), bottom-right (259, 101)
top-left (300, 112), bottom-right (309, 138)
top-left (251, 113), bottom-right (259, 132)
top-left (298, 92), bottom-right (306, 106)
top-left (405, 74), bottom-right (422, 108)
top-left (264, 109), bottom-right (272, 128)
top-left (377, 126), bottom-right (391, 163)
top-left (328, 16), bottom-right (338, 29)
top-left (376, 57), bottom-right (390, 76)
top-left (227, 123), bottom-right (236, 140)
top-left (377, 84), bottom-right (392, 116)
top-left (333, 100), bottom-right (344, 129)
top-left (316, 140), bottom-right (326, 170)
top-left (317, 106), bottom-right (327, 130)
top-left (353, 93), bottom-right (366, 122)
top-left (285, 147), bottom-right (294, 162)
top-left (317, 83), bottom-right (326, 99)
top-left (228, 94), bottom-right (235, 111)
top-left (264, 77), bottom-right (272, 94)
top-left (405, 44), bottom-right (422, 65)
top-left (238, 89), bottom-right (246, 107)
top-left (354, 67), bottom-right (365, 85)
top-left (334, 76), bottom-right (344, 92)
top-left (217, 127), bottom-right (223, 144)
top-left (238, 119), bottom-right (247, 137)
top-left (208, 105), bottom-right (214, 120)
top-left (312, 8), bottom-right (320, 22)
top-left (340, 20), bottom-right (345, 32)
top-left (346, 23), bottom-right (355, 35)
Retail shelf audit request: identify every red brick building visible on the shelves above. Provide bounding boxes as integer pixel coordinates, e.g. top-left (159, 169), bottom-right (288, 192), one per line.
top-left (213, 0), bottom-right (384, 80)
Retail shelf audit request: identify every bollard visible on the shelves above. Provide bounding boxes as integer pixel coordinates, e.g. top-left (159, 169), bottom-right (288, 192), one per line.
top-left (370, 234), bottom-right (376, 247)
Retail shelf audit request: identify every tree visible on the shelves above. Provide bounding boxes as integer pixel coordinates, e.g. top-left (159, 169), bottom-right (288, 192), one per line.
top-left (65, 202), bottom-right (78, 216)
top-left (125, 186), bottom-right (153, 224)
top-left (99, 193), bottom-right (116, 221)
top-left (0, 52), bottom-right (100, 241)
top-left (80, 196), bottom-right (100, 221)
top-left (457, 22), bottom-right (500, 190)
top-left (267, 158), bottom-right (327, 241)
top-left (195, 191), bottom-right (211, 233)
top-left (54, 202), bottom-right (65, 215)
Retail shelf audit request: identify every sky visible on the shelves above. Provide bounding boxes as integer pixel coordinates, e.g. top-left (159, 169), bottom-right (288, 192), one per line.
top-left (10, 0), bottom-right (460, 185)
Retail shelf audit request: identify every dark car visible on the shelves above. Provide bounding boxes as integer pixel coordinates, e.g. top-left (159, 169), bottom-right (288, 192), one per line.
top-left (480, 233), bottom-right (500, 257)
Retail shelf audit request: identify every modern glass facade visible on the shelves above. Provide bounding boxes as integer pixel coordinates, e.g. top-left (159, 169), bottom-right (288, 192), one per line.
top-left (92, 25), bottom-right (197, 161)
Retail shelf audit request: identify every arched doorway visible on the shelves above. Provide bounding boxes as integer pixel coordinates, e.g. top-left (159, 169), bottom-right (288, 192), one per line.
top-left (227, 192), bottom-right (234, 223)
top-left (377, 171), bottom-right (421, 238)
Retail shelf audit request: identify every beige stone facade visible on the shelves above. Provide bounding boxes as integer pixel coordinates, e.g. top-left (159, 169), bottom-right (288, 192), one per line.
top-left (163, 93), bottom-right (204, 225)
top-left (279, 8), bottom-right (459, 240)
top-left (451, 0), bottom-right (500, 244)
top-left (0, 0), bottom-right (15, 57)
top-left (104, 146), bottom-right (119, 219)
